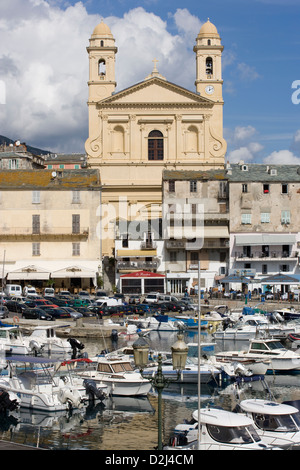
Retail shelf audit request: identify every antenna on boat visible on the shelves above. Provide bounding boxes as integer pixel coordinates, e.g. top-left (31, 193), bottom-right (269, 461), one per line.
top-left (197, 260), bottom-right (201, 450)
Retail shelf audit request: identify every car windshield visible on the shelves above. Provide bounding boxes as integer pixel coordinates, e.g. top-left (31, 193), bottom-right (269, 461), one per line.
top-left (207, 423), bottom-right (261, 444)
top-left (253, 412), bottom-right (300, 432)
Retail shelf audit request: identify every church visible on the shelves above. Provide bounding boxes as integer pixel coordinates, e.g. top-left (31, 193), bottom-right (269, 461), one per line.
top-left (84, 18), bottom-right (228, 292)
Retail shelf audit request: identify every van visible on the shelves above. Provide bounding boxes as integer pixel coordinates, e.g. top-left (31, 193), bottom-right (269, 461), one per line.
top-left (23, 285), bottom-right (38, 297)
top-left (96, 298), bottom-right (122, 307)
top-left (159, 294), bottom-right (179, 303)
top-left (5, 284), bottom-right (22, 297)
top-left (145, 292), bottom-right (160, 303)
top-left (43, 287), bottom-right (55, 297)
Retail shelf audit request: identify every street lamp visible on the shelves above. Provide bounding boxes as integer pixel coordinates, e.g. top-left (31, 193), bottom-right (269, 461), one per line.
top-left (133, 331), bottom-right (188, 450)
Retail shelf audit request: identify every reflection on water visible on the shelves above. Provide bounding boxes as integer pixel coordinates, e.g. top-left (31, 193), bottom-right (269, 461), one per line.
top-left (1, 330), bottom-right (300, 450)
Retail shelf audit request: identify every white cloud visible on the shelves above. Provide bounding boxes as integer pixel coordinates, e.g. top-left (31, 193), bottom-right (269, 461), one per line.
top-left (0, 3), bottom-right (204, 152)
top-left (227, 146), bottom-right (254, 163)
top-left (236, 62), bottom-right (260, 81)
top-left (263, 150), bottom-right (300, 164)
top-left (233, 125), bottom-right (256, 142)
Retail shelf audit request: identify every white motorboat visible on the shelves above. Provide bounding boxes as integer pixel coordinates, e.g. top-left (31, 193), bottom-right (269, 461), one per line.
top-left (75, 356), bottom-right (152, 396)
top-left (215, 338), bottom-right (300, 372)
top-left (164, 407), bottom-right (279, 450)
top-left (25, 325), bottom-right (80, 356)
top-left (187, 341), bottom-right (269, 377)
top-left (141, 357), bottom-right (221, 384)
top-left (238, 399), bottom-right (300, 449)
top-left (0, 327), bottom-right (30, 355)
top-left (214, 314), bottom-right (295, 341)
top-left (0, 356), bottom-right (108, 412)
top-left (144, 316), bottom-right (186, 332)
top-left (0, 325), bottom-right (83, 357)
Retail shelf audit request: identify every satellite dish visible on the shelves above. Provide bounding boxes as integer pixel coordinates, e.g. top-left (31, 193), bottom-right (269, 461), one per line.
top-left (51, 171), bottom-right (57, 178)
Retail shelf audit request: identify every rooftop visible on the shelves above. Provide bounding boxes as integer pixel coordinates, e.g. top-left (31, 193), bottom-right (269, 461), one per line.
top-left (0, 169), bottom-right (100, 190)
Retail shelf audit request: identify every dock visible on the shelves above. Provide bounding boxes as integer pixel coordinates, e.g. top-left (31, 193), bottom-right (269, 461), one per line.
top-left (0, 440), bottom-right (46, 450)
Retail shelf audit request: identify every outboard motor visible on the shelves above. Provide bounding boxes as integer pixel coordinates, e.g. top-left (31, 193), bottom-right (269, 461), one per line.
top-left (0, 390), bottom-right (19, 412)
top-left (67, 337), bottom-right (85, 359)
top-left (111, 329), bottom-right (119, 349)
top-left (83, 379), bottom-right (106, 402)
top-left (29, 340), bottom-right (44, 356)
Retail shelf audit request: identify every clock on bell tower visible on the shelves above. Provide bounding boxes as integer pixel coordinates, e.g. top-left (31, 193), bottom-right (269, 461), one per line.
top-left (193, 19), bottom-right (224, 103)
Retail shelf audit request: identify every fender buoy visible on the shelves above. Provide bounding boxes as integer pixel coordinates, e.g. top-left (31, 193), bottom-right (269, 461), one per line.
top-left (13, 316), bottom-right (20, 324)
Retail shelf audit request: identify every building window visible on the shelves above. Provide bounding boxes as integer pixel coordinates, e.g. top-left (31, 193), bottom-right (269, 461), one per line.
top-left (32, 243), bottom-right (40, 256)
top-left (169, 181), bottom-right (175, 192)
top-left (281, 210), bottom-right (291, 224)
top-left (9, 159), bottom-right (18, 169)
top-left (32, 191), bottom-right (40, 204)
top-left (282, 184), bottom-right (288, 194)
top-left (191, 252), bottom-right (199, 263)
top-left (261, 212), bottom-right (270, 223)
top-left (72, 191), bottom-right (81, 203)
top-left (170, 251), bottom-right (177, 262)
top-left (72, 214), bottom-right (80, 234)
top-left (72, 243), bottom-right (80, 256)
top-left (122, 234), bottom-right (129, 247)
top-left (32, 215), bottom-right (40, 234)
top-left (190, 180), bottom-right (197, 193)
top-left (280, 264), bottom-right (290, 272)
top-left (263, 184), bottom-right (269, 194)
top-left (241, 213), bottom-right (251, 224)
top-left (242, 184), bottom-right (248, 193)
top-left (148, 130), bottom-right (163, 160)
top-left (262, 264), bottom-right (268, 274)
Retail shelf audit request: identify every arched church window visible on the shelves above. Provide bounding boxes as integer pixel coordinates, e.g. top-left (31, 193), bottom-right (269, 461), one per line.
top-left (98, 59), bottom-right (106, 76)
top-left (148, 130), bottom-right (164, 160)
top-left (100, 40), bottom-right (104, 47)
top-left (207, 39), bottom-right (211, 45)
top-left (206, 57), bottom-right (213, 75)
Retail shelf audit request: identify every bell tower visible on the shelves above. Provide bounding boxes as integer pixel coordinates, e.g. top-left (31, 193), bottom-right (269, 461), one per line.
top-left (87, 19), bottom-right (118, 103)
top-left (194, 19), bottom-right (223, 103)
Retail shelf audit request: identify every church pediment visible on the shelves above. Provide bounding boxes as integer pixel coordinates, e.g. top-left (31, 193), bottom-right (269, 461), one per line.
top-left (98, 77), bottom-right (213, 108)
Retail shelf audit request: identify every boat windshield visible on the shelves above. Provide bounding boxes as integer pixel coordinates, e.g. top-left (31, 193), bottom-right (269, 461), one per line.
top-left (207, 424), bottom-right (261, 444)
top-left (111, 362), bottom-right (134, 373)
top-left (251, 341), bottom-right (284, 351)
top-left (253, 412), bottom-right (300, 432)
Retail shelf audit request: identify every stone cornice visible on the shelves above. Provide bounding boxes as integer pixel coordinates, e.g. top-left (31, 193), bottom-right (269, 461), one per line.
top-left (97, 76), bottom-right (214, 108)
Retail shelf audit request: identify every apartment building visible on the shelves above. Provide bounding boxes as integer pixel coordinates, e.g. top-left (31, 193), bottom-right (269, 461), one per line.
top-left (0, 169), bottom-right (102, 292)
top-left (162, 169), bottom-right (229, 293)
top-left (228, 163), bottom-right (300, 292)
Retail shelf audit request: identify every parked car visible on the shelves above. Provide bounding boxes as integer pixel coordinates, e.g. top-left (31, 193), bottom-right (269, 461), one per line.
top-left (60, 307), bottom-right (83, 320)
top-left (78, 291), bottom-right (90, 299)
top-left (39, 307), bottom-right (71, 319)
top-left (32, 299), bottom-right (58, 308)
top-left (0, 305), bottom-right (9, 318)
top-left (5, 300), bottom-right (28, 314)
top-left (22, 308), bottom-right (54, 321)
top-left (76, 307), bottom-right (96, 317)
top-left (48, 297), bottom-right (70, 307)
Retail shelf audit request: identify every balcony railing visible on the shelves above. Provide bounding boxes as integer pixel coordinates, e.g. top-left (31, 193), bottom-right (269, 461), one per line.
top-left (117, 260), bottom-right (159, 270)
top-left (234, 251), bottom-right (298, 260)
top-left (0, 227), bottom-right (89, 241)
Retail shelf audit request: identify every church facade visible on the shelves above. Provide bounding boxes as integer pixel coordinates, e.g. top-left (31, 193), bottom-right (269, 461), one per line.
top-left (85, 19), bottom-right (227, 281)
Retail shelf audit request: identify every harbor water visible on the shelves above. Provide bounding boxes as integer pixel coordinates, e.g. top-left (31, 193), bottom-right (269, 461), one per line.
top-left (2, 329), bottom-right (300, 450)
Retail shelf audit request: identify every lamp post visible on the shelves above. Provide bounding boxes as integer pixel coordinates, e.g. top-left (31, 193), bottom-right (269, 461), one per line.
top-left (133, 331), bottom-right (188, 450)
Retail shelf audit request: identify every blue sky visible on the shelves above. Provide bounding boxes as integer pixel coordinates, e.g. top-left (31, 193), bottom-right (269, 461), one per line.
top-left (0, 0), bottom-right (299, 164)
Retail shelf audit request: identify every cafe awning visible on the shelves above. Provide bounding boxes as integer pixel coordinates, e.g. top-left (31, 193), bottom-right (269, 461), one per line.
top-left (51, 265), bottom-right (96, 278)
top-left (260, 273), bottom-right (300, 285)
top-left (7, 265), bottom-right (50, 281)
